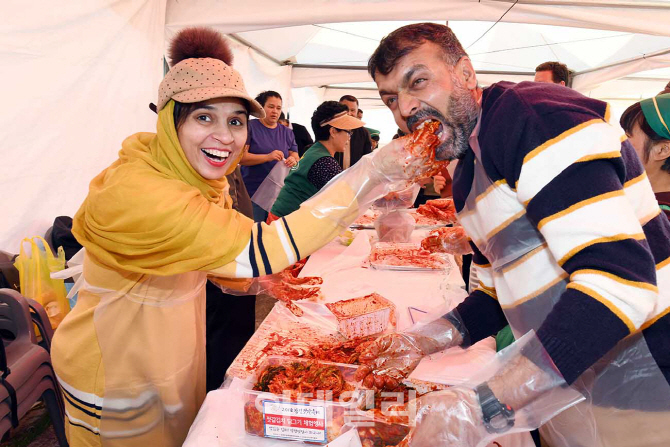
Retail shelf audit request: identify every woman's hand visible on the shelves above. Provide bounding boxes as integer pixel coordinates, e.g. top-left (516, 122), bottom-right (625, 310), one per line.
top-left (266, 150), bottom-right (285, 163)
top-left (284, 153), bottom-right (299, 168)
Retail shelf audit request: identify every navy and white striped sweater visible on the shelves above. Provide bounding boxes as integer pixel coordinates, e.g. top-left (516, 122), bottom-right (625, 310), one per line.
top-left (452, 81), bottom-right (670, 385)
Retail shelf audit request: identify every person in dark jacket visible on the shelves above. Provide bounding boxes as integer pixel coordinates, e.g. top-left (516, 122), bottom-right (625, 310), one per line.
top-left (279, 112), bottom-right (314, 157)
top-left (335, 95), bottom-right (372, 168)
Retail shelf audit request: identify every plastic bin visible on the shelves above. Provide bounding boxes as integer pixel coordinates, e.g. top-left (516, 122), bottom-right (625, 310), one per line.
top-left (243, 356), bottom-right (362, 444)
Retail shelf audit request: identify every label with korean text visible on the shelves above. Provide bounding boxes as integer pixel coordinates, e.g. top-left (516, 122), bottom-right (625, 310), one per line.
top-left (263, 401), bottom-right (327, 442)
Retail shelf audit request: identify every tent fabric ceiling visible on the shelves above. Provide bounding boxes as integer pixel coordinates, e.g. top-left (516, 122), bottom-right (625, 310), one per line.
top-left (3, 0), bottom-right (670, 252)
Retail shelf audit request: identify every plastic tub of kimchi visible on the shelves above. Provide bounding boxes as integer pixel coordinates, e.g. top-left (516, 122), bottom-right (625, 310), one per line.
top-left (243, 356), bottom-right (362, 444)
top-left (325, 293), bottom-right (393, 339)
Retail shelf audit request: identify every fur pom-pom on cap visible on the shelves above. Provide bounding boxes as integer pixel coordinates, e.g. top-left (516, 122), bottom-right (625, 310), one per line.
top-left (157, 28), bottom-right (264, 118)
top-left (168, 27), bottom-right (233, 67)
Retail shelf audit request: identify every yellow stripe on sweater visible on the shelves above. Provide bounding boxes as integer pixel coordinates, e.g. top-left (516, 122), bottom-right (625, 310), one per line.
top-left (567, 282), bottom-right (636, 333)
top-left (558, 233), bottom-right (646, 266)
top-left (538, 190), bottom-right (624, 230)
top-left (570, 268), bottom-right (658, 293)
top-left (523, 119), bottom-right (603, 166)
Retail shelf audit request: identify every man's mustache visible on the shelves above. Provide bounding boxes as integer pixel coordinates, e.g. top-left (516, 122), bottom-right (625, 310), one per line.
top-left (406, 107), bottom-right (447, 133)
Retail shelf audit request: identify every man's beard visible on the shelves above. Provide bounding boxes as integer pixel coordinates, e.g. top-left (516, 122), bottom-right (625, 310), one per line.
top-left (407, 77), bottom-right (479, 161)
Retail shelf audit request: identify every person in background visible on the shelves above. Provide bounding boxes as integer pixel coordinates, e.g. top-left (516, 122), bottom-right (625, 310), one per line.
top-left (534, 61), bottom-right (570, 86)
top-left (270, 101), bottom-right (364, 219)
top-left (369, 130), bottom-right (380, 150)
top-left (357, 108), bottom-right (363, 119)
top-left (240, 90), bottom-right (298, 222)
top-left (278, 112), bottom-right (314, 157)
top-left (205, 165), bottom-right (255, 392)
top-left (620, 93), bottom-right (670, 219)
top-left (337, 95), bottom-right (372, 168)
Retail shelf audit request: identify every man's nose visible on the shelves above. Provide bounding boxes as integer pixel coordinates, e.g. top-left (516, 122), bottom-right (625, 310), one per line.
top-left (397, 91), bottom-right (420, 119)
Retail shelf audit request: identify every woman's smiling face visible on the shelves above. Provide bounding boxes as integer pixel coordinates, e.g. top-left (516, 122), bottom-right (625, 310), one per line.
top-left (177, 97), bottom-right (248, 180)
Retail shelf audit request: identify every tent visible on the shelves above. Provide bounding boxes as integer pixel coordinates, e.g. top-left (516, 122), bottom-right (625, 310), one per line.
top-left (3, 0), bottom-right (670, 252)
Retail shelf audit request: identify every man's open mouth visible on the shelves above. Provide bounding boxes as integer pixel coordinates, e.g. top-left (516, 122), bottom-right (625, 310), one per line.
top-left (415, 119), bottom-right (447, 143)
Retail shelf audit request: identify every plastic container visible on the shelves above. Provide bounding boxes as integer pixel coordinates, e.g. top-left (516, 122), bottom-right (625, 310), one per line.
top-left (325, 293), bottom-right (394, 339)
top-left (243, 356), bottom-right (362, 444)
top-left (369, 242), bottom-right (452, 273)
top-left (345, 410), bottom-right (410, 447)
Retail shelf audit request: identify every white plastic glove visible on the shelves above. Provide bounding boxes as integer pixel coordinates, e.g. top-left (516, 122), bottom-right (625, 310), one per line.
top-left (398, 387), bottom-right (488, 447)
top-left (355, 312), bottom-right (468, 388)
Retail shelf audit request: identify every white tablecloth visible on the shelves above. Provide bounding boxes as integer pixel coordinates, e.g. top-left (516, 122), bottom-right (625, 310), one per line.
top-left (185, 230), bottom-right (534, 447)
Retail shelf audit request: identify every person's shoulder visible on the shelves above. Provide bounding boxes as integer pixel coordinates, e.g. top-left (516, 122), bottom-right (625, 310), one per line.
top-left (484, 81), bottom-right (608, 120)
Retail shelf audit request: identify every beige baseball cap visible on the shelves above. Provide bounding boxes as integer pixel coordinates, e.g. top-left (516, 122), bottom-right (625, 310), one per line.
top-left (320, 111), bottom-right (365, 130)
top-left (157, 57), bottom-right (265, 118)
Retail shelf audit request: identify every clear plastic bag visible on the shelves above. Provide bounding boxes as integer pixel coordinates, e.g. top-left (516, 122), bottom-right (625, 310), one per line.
top-left (375, 210), bottom-right (416, 243)
top-left (251, 161), bottom-right (291, 212)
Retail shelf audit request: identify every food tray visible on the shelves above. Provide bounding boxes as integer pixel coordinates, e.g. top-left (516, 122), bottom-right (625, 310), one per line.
top-left (243, 356), bottom-right (361, 444)
top-left (345, 410), bottom-right (410, 447)
top-left (325, 293), bottom-right (394, 339)
top-left (369, 242), bottom-right (452, 273)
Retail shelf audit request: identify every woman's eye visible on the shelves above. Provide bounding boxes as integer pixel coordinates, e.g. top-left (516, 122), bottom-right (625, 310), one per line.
top-left (196, 114), bottom-right (211, 122)
top-left (230, 118), bottom-right (243, 126)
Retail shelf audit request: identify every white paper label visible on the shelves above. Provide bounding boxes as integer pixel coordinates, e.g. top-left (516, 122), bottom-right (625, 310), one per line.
top-left (263, 401), bottom-right (327, 442)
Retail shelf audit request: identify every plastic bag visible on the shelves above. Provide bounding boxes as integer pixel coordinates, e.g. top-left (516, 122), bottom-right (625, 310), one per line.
top-left (251, 162), bottom-right (291, 212)
top-left (14, 236), bottom-right (70, 328)
top-left (373, 184), bottom-right (421, 213)
top-left (420, 226), bottom-right (473, 255)
top-left (375, 210), bottom-right (416, 243)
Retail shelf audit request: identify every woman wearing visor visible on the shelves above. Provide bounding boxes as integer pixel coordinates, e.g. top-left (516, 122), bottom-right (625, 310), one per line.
top-left (51, 28), bottom-right (434, 446)
top-left (270, 101), bottom-right (364, 220)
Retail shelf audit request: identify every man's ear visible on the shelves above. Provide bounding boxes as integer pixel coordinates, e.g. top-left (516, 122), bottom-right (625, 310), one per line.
top-left (653, 141), bottom-right (670, 162)
top-left (455, 57), bottom-right (478, 90)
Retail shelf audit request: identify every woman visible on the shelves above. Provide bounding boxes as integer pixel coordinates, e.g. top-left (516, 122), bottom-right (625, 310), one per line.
top-left (50, 27), bottom-right (430, 446)
top-left (240, 90), bottom-right (299, 222)
top-left (270, 101), bottom-right (363, 219)
top-left (620, 93), bottom-right (670, 218)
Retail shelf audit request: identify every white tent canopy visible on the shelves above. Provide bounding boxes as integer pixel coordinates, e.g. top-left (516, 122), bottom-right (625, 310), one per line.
top-left (3, 0), bottom-right (670, 252)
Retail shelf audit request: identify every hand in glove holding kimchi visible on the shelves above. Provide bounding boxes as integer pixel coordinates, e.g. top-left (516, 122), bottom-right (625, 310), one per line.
top-left (421, 226), bottom-right (473, 255)
top-left (355, 312), bottom-right (468, 389)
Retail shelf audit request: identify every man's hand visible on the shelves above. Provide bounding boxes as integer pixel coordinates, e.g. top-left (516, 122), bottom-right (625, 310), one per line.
top-left (433, 175), bottom-right (446, 194)
top-left (266, 150), bottom-right (285, 162)
top-left (397, 387), bottom-right (488, 447)
top-left (355, 333), bottom-right (429, 388)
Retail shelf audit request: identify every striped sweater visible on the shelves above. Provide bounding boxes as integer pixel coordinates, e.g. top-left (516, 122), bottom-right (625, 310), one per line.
top-left (452, 81), bottom-right (670, 385)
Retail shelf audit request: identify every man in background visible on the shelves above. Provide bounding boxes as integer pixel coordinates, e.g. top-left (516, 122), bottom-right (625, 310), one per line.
top-left (337, 95), bottom-right (372, 168)
top-left (278, 112), bottom-right (314, 157)
top-left (534, 61), bottom-right (570, 86)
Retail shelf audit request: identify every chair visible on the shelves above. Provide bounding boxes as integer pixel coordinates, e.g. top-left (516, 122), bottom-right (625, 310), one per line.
top-left (26, 298), bottom-right (55, 352)
top-left (0, 288), bottom-right (67, 446)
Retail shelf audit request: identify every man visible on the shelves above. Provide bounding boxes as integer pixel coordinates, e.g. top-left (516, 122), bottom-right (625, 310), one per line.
top-left (336, 94), bottom-right (372, 168)
top-left (357, 108), bottom-right (364, 120)
top-left (279, 112), bottom-right (314, 157)
top-left (270, 101), bottom-right (364, 219)
top-left (534, 61), bottom-right (570, 86)
top-left (360, 22), bottom-right (670, 446)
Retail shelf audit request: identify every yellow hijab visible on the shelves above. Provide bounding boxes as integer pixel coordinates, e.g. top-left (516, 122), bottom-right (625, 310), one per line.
top-left (72, 100), bottom-right (253, 275)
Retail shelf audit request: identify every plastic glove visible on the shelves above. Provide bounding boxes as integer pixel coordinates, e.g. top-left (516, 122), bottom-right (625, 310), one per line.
top-left (370, 121), bottom-right (448, 184)
top-left (303, 128), bottom-right (446, 225)
top-left (394, 331), bottom-right (585, 447)
top-left (421, 226), bottom-right (473, 255)
top-left (397, 387), bottom-right (487, 447)
top-left (355, 312), bottom-right (468, 388)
